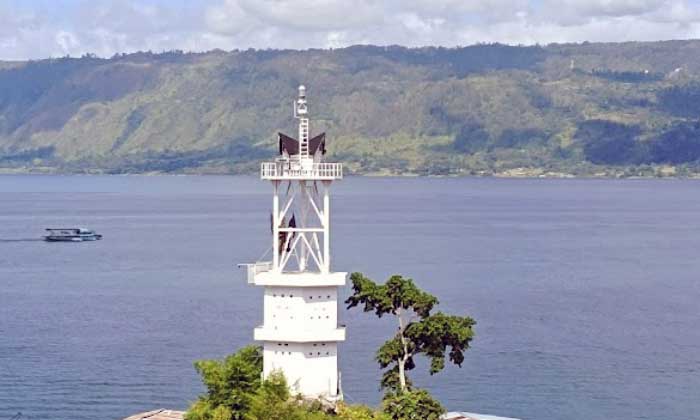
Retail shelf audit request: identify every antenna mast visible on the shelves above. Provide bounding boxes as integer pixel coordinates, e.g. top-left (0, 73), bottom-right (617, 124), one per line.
top-left (295, 85), bottom-right (310, 159)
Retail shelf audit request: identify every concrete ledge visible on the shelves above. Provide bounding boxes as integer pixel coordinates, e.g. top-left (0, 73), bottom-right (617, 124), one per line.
top-left (254, 271), bottom-right (347, 287)
top-left (255, 326), bottom-right (346, 342)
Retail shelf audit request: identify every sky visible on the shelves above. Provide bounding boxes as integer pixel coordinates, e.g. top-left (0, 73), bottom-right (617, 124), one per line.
top-left (2, 0), bottom-right (700, 60)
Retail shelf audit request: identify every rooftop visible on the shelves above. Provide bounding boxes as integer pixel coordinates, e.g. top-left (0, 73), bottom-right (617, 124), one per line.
top-left (123, 409), bottom-right (185, 420)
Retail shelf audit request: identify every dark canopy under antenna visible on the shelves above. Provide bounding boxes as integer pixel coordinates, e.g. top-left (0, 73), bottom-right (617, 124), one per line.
top-left (278, 132), bottom-right (326, 156)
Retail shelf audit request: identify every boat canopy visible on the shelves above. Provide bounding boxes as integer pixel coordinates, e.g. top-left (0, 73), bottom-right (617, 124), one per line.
top-left (45, 228), bottom-right (94, 234)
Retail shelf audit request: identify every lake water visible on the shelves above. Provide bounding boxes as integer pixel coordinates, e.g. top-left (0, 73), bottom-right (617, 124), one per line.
top-left (0, 175), bottom-right (699, 420)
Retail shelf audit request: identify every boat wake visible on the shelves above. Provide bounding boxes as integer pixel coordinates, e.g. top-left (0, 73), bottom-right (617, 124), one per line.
top-left (0, 238), bottom-right (44, 242)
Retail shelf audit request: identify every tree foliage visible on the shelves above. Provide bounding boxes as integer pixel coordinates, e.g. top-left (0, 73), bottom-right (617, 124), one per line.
top-left (658, 83), bottom-right (700, 118)
top-left (246, 371), bottom-right (298, 420)
top-left (245, 372), bottom-right (391, 420)
top-left (187, 345), bottom-right (393, 420)
top-left (336, 405), bottom-right (391, 420)
top-left (453, 122), bottom-right (491, 154)
top-left (650, 120), bottom-right (700, 164)
top-left (186, 345), bottom-right (263, 420)
top-left (346, 272), bottom-right (475, 420)
top-left (574, 120), bottom-right (644, 165)
top-left (381, 389), bottom-right (444, 420)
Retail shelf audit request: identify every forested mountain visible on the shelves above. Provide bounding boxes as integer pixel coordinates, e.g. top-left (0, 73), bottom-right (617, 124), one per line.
top-left (2, 41), bottom-right (700, 176)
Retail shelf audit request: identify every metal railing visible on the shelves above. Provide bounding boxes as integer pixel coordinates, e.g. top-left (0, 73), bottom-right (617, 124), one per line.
top-left (261, 161), bottom-right (343, 179)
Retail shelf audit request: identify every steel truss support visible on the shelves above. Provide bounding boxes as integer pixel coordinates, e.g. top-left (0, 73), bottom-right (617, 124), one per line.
top-left (272, 179), bottom-right (330, 273)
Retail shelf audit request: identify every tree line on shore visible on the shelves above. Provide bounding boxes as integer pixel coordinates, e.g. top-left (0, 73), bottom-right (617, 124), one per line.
top-left (2, 42), bottom-right (700, 176)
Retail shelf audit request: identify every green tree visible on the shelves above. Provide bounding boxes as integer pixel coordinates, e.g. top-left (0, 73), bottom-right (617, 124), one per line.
top-left (186, 345), bottom-right (263, 420)
top-left (346, 273), bottom-right (475, 394)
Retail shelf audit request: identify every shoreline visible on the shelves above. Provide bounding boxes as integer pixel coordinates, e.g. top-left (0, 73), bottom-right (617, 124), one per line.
top-left (1, 169), bottom-right (700, 180)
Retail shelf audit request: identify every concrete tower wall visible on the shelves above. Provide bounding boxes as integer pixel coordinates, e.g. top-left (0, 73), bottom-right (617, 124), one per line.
top-left (263, 287), bottom-right (338, 329)
top-left (263, 341), bottom-right (339, 396)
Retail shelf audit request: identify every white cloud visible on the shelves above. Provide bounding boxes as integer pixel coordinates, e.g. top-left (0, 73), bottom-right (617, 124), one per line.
top-left (535, 0), bottom-right (670, 26)
top-left (0, 0), bottom-right (700, 60)
top-left (55, 31), bottom-right (79, 54)
top-left (237, 0), bottom-right (383, 31)
top-left (205, 0), bottom-right (255, 36)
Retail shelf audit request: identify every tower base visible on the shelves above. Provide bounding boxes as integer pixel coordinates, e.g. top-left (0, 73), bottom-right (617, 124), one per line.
top-left (262, 341), bottom-right (340, 399)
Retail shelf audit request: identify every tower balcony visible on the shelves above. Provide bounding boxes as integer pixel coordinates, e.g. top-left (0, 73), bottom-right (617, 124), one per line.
top-left (239, 262), bottom-right (347, 287)
top-left (261, 160), bottom-right (343, 180)
top-left (255, 325), bottom-right (346, 343)
top-left (239, 261), bottom-right (274, 284)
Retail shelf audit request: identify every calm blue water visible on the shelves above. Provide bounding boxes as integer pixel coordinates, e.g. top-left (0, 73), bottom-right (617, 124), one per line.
top-left (0, 175), bottom-right (699, 420)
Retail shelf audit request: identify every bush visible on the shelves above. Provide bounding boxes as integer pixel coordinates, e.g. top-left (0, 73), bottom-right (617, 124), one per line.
top-left (382, 389), bottom-right (444, 420)
top-left (337, 405), bottom-right (391, 420)
top-left (187, 346), bottom-right (389, 420)
top-left (246, 371), bottom-right (298, 420)
top-left (185, 345), bottom-right (262, 420)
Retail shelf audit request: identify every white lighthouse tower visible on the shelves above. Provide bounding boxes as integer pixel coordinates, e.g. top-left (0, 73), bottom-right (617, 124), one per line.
top-left (241, 85), bottom-right (345, 401)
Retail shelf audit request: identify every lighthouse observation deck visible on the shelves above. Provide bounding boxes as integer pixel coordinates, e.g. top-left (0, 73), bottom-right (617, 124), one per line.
top-left (261, 159), bottom-right (343, 180)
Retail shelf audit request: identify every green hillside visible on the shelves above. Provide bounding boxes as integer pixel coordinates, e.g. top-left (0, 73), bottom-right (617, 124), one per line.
top-left (2, 41), bottom-right (700, 176)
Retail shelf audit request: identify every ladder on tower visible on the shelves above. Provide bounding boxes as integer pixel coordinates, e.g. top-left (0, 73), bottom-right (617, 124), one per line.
top-left (299, 118), bottom-right (309, 158)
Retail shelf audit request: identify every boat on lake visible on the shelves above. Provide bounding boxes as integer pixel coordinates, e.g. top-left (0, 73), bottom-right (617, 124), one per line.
top-left (43, 228), bottom-right (103, 242)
